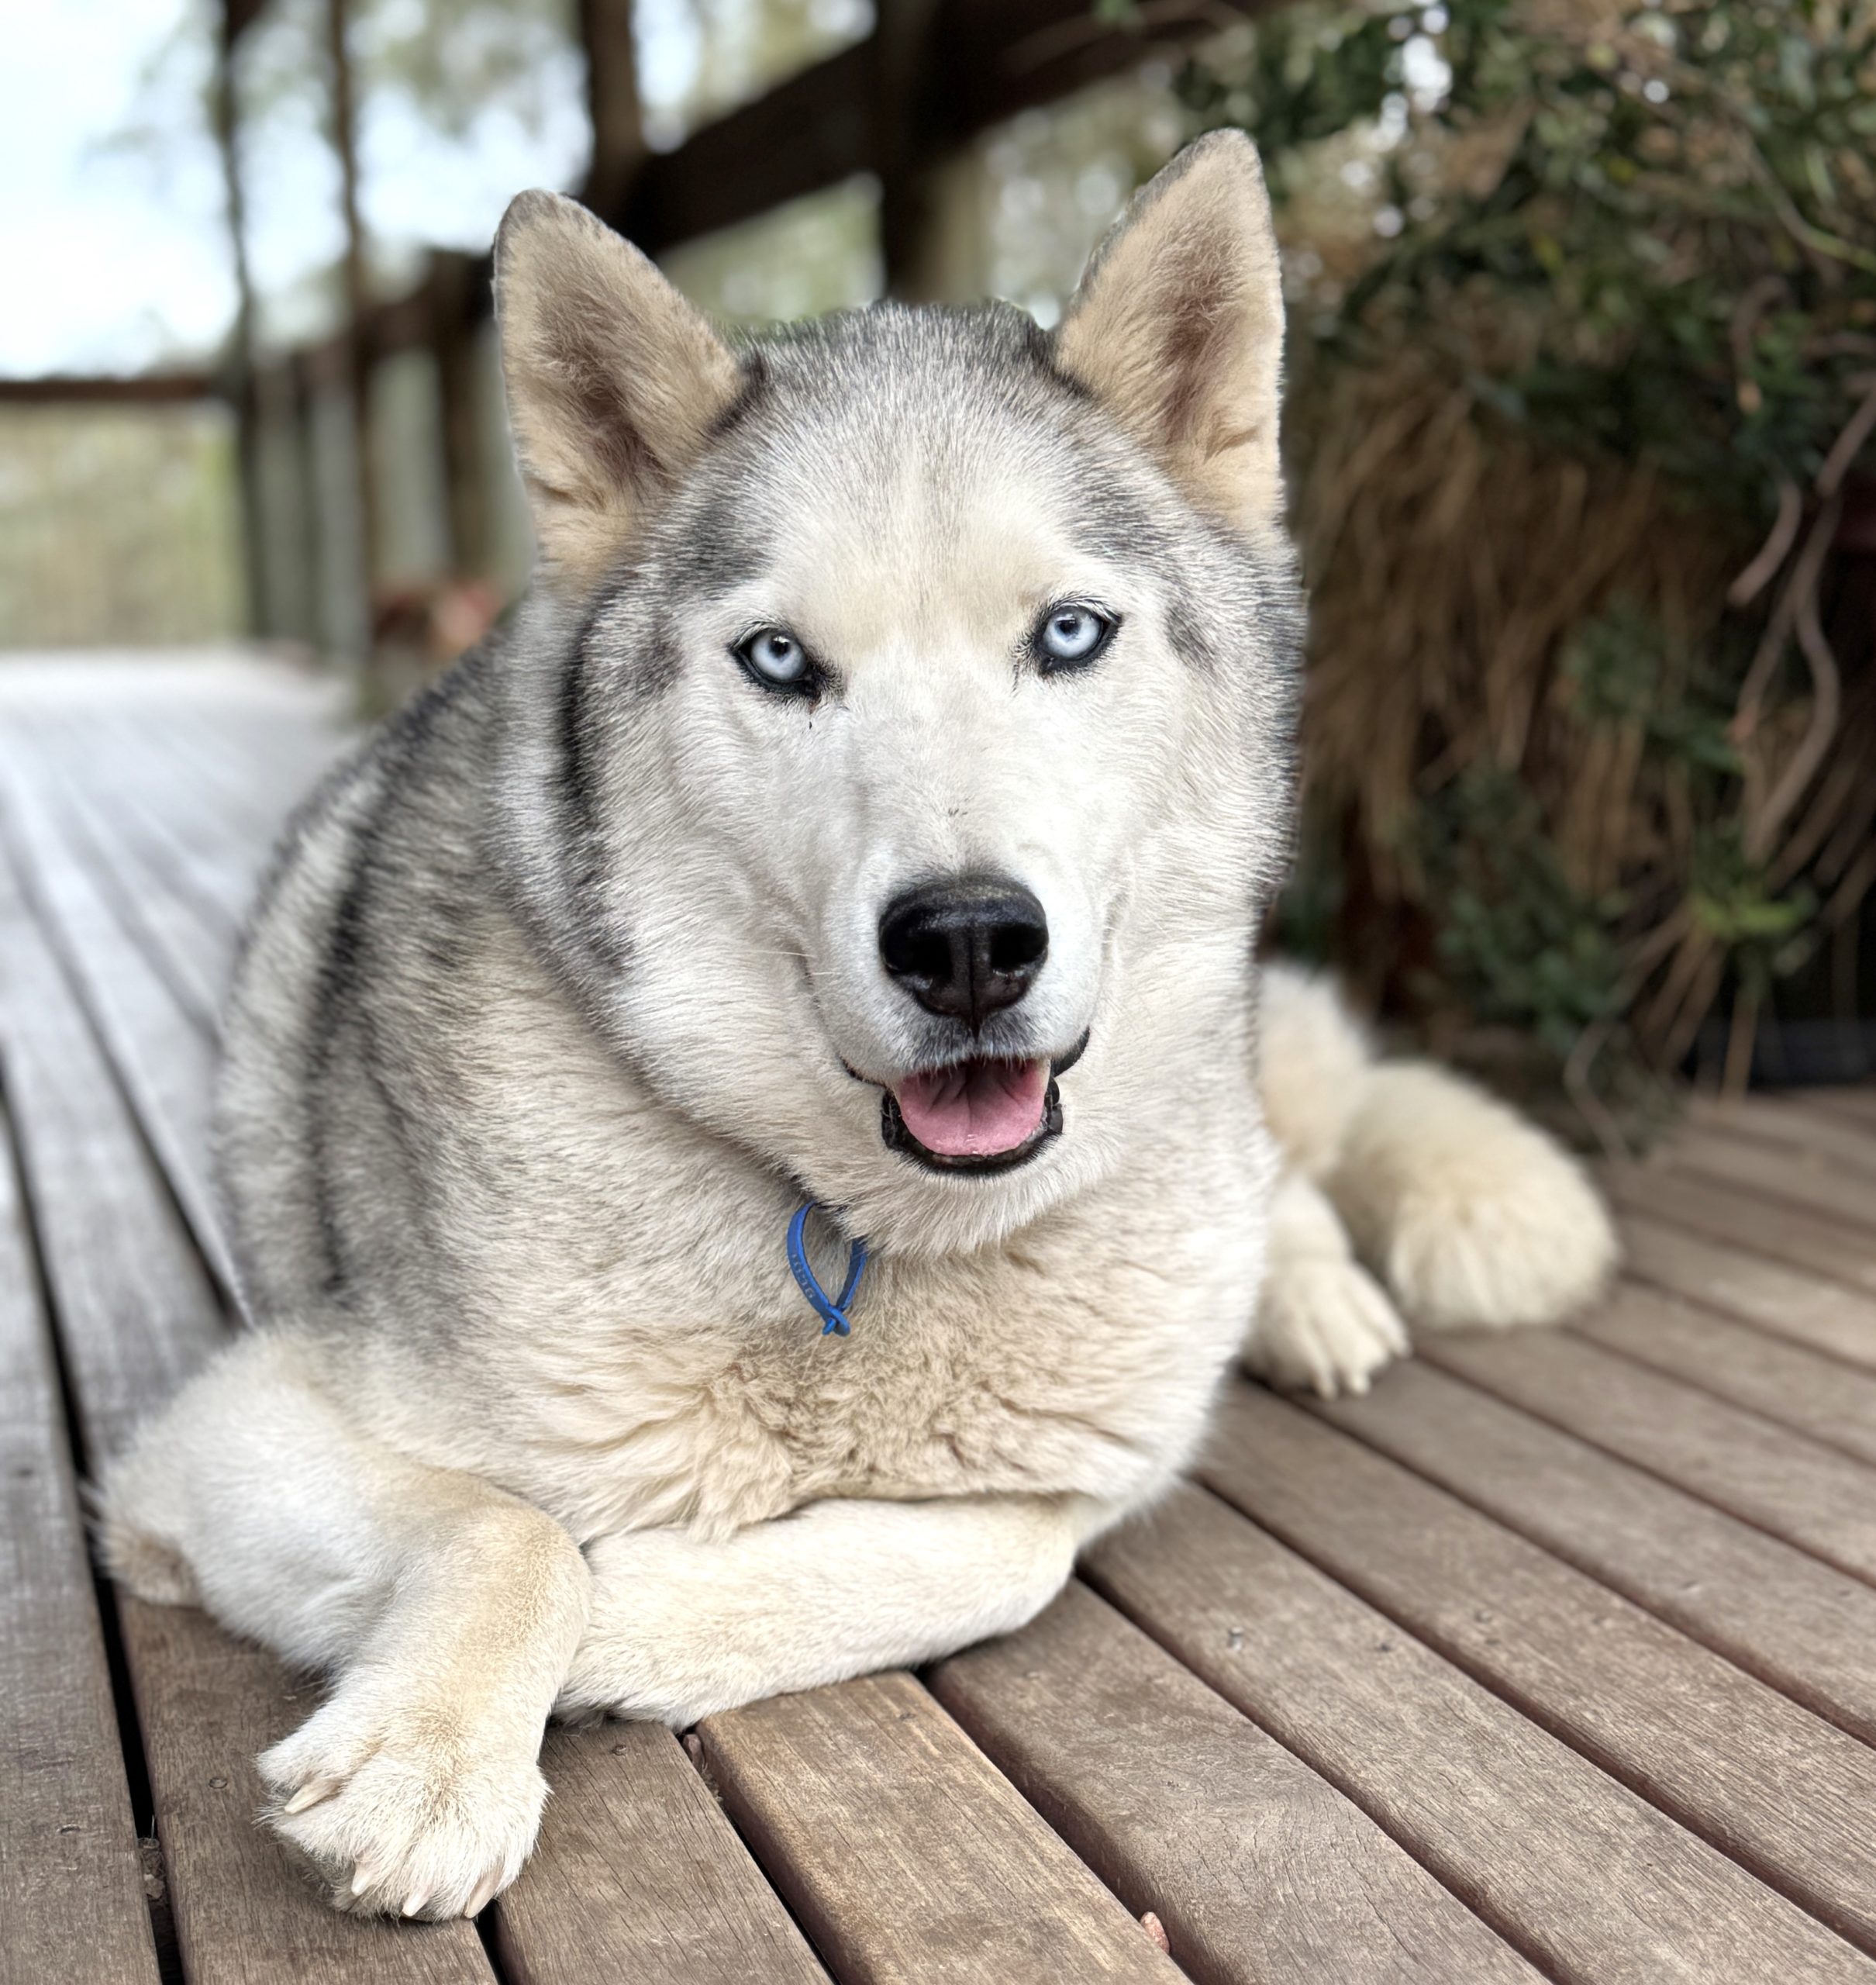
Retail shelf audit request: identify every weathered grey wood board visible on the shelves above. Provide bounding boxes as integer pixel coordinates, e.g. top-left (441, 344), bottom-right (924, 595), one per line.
top-left (4, 654), bottom-right (1876, 1984)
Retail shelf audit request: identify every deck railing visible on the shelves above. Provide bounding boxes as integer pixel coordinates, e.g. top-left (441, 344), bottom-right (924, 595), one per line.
top-left (2, 1), bottom-right (1274, 676)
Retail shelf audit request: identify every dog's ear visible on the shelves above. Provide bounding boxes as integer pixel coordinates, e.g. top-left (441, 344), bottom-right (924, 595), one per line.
top-left (1054, 131), bottom-right (1285, 536)
top-left (495, 190), bottom-right (740, 590)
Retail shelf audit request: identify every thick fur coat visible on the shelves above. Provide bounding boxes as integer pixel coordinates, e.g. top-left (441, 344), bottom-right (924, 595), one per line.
top-left (102, 136), bottom-right (1615, 1921)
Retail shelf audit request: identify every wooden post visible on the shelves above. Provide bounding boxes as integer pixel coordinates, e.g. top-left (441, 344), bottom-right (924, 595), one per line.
top-left (874, 0), bottom-right (946, 299)
top-left (212, 16), bottom-right (267, 637)
top-left (324, 0), bottom-right (380, 658)
top-left (428, 251), bottom-right (490, 578)
top-left (578, 0), bottom-right (645, 223)
top-left (288, 353), bottom-right (329, 653)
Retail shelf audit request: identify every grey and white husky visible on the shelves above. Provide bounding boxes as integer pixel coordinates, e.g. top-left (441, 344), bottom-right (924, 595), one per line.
top-left (102, 134), bottom-right (1613, 1920)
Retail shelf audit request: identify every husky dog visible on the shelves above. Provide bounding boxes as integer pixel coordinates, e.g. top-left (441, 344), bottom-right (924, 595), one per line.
top-left (101, 134), bottom-right (1613, 1921)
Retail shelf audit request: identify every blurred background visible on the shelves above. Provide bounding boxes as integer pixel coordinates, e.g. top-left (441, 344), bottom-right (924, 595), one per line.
top-left (3, 0), bottom-right (1874, 1132)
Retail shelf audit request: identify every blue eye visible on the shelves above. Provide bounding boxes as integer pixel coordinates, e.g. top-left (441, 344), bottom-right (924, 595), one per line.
top-left (735, 626), bottom-right (816, 693)
top-left (1034, 602), bottom-right (1116, 672)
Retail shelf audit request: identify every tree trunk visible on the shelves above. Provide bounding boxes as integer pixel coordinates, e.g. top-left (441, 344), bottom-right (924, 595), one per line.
top-left (578, 0), bottom-right (645, 223)
top-left (212, 24), bottom-right (267, 637)
top-left (324, 0), bottom-right (379, 659)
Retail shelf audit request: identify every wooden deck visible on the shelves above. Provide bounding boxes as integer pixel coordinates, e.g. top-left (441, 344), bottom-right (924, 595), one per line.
top-left (6, 653), bottom-right (1876, 1985)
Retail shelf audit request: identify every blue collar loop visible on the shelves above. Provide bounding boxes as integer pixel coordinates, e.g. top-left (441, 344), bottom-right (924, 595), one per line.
top-left (786, 1203), bottom-right (867, 1337)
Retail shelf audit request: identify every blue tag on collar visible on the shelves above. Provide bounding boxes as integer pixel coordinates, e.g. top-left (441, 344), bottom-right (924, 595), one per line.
top-left (786, 1203), bottom-right (868, 1337)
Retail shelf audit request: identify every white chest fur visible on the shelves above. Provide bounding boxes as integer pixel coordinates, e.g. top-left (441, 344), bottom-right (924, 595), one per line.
top-left (349, 1068), bottom-right (1271, 1544)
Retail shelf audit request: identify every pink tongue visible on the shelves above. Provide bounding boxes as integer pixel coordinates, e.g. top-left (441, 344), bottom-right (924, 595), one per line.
top-left (895, 1058), bottom-right (1049, 1158)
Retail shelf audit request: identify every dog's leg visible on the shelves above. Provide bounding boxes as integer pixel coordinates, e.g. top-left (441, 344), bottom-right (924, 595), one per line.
top-left (97, 1331), bottom-right (591, 1919)
top-left (1244, 1170), bottom-right (1408, 1396)
top-left (1326, 1062), bottom-right (1617, 1330)
top-left (557, 1493), bottom-right (1098, 1727)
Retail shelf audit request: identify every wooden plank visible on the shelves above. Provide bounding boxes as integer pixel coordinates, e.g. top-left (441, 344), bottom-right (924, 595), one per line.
top-left (1088, 1485), bottom-right (1876, 1985)
top-left (0, 841), bottom-right (495, 1985)
top-left (126, 1598), bottom-right (494, 1985)
top-left (1578, 1282), bottom-right (1876, 1468)
top-left (0, 1113), bottom-right (161, 1985)
top-left (76, 730), bottom-right (270, 937)
top-left (1621, 1213), bottom-right (1876, 1370)
top-left (1609, 1163), bottom-right (1876, 1298)
top-left (1808, 1087), bottom-right (1876, 1130)
top-left (1683, 1092), bottom-right (1876, 1179)
top-left (495, 1722), bottom-right (829, 1985)
top-left (1419, 1327), bottom-right (1876, 1586)
top-left (0, 771), bottom-right (231, 1296)
top-left (24, 743), bottom-right (233, 1034)
top-left (0, 843), bottom-right (222, 1448)
top-left (1202, 1383), bottom-right (1876, 1954)
top-left (1656, 1126), bottom-right (1876, 1236)
top-left (1309, 1359), bottom-right (1876, 1745)
top-left (48, 705), bottom-right (296, 934)
top-left (148, 703), bottom-right (336, 846)
top-left (930, 1582), bottom-right (1539, 1985)
top-left (696, 1670), bottom-right (1180, 1985)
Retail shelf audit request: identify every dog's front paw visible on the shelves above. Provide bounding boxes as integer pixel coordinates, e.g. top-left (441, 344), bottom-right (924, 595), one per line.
top-left (1246, 1256), bottom-right (1409, 1399)
top-left (259, 1676), bottom-right (547, 1919)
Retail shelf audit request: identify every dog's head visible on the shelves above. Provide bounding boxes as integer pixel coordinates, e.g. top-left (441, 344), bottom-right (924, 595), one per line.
top-left (491, 135), bottom-right (1299, 1256)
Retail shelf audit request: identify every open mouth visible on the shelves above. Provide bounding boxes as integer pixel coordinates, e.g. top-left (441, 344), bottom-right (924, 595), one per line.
top-left (881, 1056), bottom-right (1064, 1175)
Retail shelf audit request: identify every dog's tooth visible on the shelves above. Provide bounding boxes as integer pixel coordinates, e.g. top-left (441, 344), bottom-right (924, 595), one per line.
top-left (283, 1776), bottom-right (337, 1814)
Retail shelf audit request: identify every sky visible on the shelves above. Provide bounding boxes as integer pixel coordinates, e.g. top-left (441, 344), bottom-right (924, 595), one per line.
top-left (0, 0), bottom-right (598, 376)
top-left (2, 0), bottom-right (240, 373)
top-left (0, 0), bottom-right (879, 378)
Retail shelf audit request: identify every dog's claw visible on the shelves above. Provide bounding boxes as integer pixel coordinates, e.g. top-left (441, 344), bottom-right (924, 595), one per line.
top-left (350, 1862), bottom-right (380, 1898)
top-left (283, 1776), bottom-right (338, 1815)
top-left (466, 1871), bottom-right (502, 1917)
top-left (402, 1890), bottom-right (429, 1918)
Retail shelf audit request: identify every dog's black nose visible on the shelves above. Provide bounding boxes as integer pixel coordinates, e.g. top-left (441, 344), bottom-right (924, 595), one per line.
top-left (878, 876), bottom-right (1048, 1029)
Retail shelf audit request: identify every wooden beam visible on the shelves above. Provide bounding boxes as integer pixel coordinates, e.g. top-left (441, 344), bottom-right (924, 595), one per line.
top-left (0, 375), bottom-right (219, 405)
top-left (222, 0), bottom-right (267, 46)
top-left (619, 40), bottom-right (876, 250)
top-left (612, 0), bottom-right (1250, 254)
top-left (577, 0), bottom-right (646, 224)
top-left (428, 251), bottom-right (492, 575)
top-left (874, 0), bottom-right (947, 297)
top-left (90, 1), bottom-right (1270, 418)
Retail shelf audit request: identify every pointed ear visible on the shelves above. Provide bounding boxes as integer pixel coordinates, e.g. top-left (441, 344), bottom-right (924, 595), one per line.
top-left (1054, 131), bottom-right (1286, 536)
top-left (494, 190), bottom-right (741, 590)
